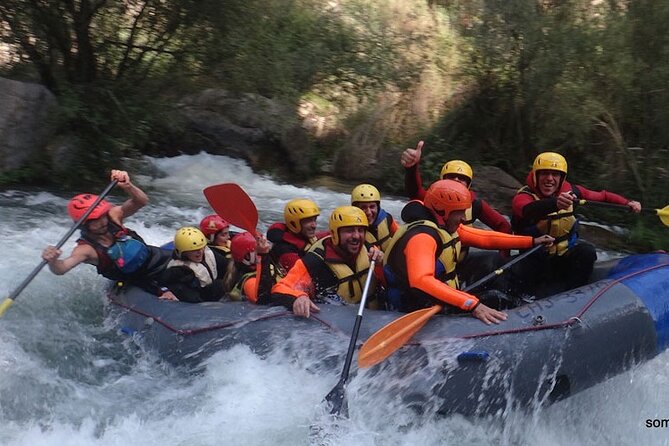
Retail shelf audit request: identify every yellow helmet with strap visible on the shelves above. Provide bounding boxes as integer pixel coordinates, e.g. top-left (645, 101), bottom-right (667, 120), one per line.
top-left (284, 199), bottom-right (320, 234)
top-left (329, 206), bottom-right (368, 245)
top-left (351, 184), bottom-right (381, 203)
top-left (533, 151), bottom-right (567, 175)
top-left (174, 226), bottom-right (207, 256)
top-left (440, 160), bottom-right (473, 186)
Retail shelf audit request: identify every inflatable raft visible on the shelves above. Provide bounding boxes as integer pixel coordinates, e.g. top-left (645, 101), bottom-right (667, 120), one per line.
top-left (107, 252), bottom-right (669, 416)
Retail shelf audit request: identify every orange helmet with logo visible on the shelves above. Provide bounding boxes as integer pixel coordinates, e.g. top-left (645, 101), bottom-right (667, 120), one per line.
top-left (423, 179), bottom-right (471, 226)
top-left (67, 194), bottom-right (113, 222)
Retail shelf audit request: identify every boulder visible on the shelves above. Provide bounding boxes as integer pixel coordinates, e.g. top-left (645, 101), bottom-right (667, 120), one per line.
top-left (175, 90), bottom-right (313, 175)
top-left (0, 77), bottom-right (57, 173)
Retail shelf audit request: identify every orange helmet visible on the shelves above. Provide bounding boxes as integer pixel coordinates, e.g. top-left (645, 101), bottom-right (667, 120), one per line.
top-left (67, 194), bottom-right (113, 222)
top-left (423, 179), bottom-right (471, 225)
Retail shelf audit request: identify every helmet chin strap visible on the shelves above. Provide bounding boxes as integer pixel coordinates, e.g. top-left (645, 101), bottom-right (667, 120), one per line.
top-left (242, 252), bottom-right (257, 266)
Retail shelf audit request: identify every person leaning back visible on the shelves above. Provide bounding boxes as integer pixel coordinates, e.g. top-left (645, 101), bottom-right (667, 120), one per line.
top-left (41, 169), bottom-right (177, 300)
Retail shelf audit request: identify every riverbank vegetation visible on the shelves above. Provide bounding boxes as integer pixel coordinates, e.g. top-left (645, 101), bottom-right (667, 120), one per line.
top-left (1, 0), bottom-right (667, 249)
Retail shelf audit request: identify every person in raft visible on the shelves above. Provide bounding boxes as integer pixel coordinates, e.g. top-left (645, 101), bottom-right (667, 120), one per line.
top-left (350, 183), bottom-right (399, 252)
top-left (266, 198), bottom-right (330, 273)
top-left (225, 231), bottom-right (282, 305)
top-left (159, 226), bottom-right (231, 303)
top-left (383, 179), bottom-right (554, 325)
top-left (199, 214), bottom-right (234, 257)
top-left (270, 206), bottom-right (385, 318)
top-left (41, 169), bottom-right (176, 301)
top-left (400, 140), bottom-right (511, 234)
top-left (510, 151), bottom-right (642, 296)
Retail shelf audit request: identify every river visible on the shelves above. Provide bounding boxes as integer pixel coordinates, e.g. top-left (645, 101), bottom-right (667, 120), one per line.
top-left (1, 153), bottom-right (668, 446)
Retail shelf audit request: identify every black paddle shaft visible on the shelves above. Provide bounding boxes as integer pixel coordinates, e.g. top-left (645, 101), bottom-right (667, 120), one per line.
top-left (324, 259), bottom-right (376, 416)
top-left (6, 181), bottom-right (118, 302)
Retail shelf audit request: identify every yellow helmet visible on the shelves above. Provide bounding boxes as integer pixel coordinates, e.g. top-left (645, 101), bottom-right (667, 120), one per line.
top-left (284, 199), bottom-right (320, 234)
top-left (329, 206), bottom-right (368, 245)
top-left (351, 184), bottom-right (381, 204)
top-left (440, 160), bottom-right (473, 186)
top-left (532, 152), bottom-right (568, 185)
top-left (174, 226), bottom-right (207, 257)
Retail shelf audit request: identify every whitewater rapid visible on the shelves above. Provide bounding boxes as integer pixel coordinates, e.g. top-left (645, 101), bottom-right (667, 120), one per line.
top-left (1, 153), bottom-right (667, 446)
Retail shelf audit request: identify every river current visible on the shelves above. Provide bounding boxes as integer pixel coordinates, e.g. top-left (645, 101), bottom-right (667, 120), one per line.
top-left (1, 153), bottom-right (668, 446)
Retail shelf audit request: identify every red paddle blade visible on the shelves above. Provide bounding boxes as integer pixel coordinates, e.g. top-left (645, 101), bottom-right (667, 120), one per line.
top-left (203, 183), bottom-right (259, 234)
top-left (358, 305), bottom-right (442, 368)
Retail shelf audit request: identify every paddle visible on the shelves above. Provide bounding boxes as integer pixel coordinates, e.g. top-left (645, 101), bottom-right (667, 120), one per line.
top-left (357, 244), bottom-right (545, 368)
top-left (322, 259), bottom-right (376, 417)
top-left (203, 183), bottom-right (259, 234)
top-left (0, 181), bottom-right (118, 318)
top-left (577, 199), bottom-right (669, 227)
top-left (203, 183), bottom-right (263, 300)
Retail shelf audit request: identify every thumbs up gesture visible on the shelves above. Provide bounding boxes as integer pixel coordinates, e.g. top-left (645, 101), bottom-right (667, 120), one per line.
top-left (400, 141), bottom-right (424, 168)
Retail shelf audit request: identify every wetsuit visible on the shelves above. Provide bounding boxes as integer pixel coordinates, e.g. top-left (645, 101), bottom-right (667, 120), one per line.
top-left (385, 201), bottom-right (534, 313)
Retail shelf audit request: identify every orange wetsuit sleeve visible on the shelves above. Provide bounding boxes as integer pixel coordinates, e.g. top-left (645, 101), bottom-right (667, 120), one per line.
top-left (457, 225), bottom-right (534, 250)
top-left (404, 233), bottom-right (479, 311)
top-left (270, 259), bottom-right (315, 309)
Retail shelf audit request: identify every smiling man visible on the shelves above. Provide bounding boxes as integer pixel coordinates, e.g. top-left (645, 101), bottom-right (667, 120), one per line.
top-left (266, 198), bottom-right (330, 273)
top-left (270, 206), bottom-right (384, 318)
top-left (350, 183), bottom-right (398, 251)
top-left (511, 152), bottom-right (642, 295)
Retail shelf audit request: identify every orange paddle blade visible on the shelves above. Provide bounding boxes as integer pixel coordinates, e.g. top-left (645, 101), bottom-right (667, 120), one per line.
top-left (203, 183), bottom-right (259, 234)
top-left (357, 305), bottom-right (442, 368)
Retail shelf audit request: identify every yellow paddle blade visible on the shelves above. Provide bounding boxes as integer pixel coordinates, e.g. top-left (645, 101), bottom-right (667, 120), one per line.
top-left (0, 298), bottom-right (14, 318)
top-left (656, 205), bottom-right (669, 227)
top-left (358, 305), bottom-right (442, 368)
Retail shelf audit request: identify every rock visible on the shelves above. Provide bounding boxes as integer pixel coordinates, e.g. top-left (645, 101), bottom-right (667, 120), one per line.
top-left (470, 165), bottom-right (522, 216)
top-left (175, 90), bottom-right (314, 175)
top-left (0, 77), bottom-right (57, 174)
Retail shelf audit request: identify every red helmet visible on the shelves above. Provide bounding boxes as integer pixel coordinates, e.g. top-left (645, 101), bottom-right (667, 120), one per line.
top-left (67, 194), bottom-right (113, 222)
top-left (199, 214), bottom-right (230, 238)
top-left (423, 179), bottom-right (471, 225)
top-left (230, 232), bottom-right (257, 263)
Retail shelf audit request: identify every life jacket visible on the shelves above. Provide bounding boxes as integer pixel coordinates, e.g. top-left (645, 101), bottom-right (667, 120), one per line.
top-left (457, 199), bottom-right (481, 261)
top-left (229, 257), bottom-right (285, 303)
top-left (267, 223), bottom-right (316, 257)
top-left (78, 221), bottom-right (151, 279)
top-left (514, 185), bottom-right (580, 256)
top-left (383, 219), bottom-right (460, 311)
top-left (365, 208), bottom-right (394, 251)
top-left (302, 237), bottom-right (375, 305)
top-left (166, 246), bottom-right (218, 287)
top-left (210, 241), bottom-right (232, 262)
